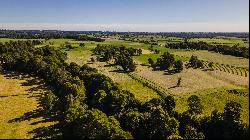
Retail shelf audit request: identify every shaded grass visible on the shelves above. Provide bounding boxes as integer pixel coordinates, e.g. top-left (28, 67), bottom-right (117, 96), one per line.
top-left (0, 71), bottom-right (61, 139)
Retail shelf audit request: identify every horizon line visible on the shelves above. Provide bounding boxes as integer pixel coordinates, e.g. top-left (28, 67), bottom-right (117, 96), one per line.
top-left (0, 23), bottom-right (249, 32)
top-left (0, 29), bottom-right (249, 33)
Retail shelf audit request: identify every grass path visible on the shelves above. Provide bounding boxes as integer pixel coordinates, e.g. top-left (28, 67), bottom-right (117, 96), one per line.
top-left (0, 71), bottom-right (60, 139)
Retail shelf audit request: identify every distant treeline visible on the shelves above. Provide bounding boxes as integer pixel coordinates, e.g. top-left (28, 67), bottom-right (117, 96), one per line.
top-left (0, 30), bottom-right (104, 42)
top-left (0, 40), bottom-right (248, 139)
top-left (166, 40), bottom-right (249, 58)
top-left (0, 29), bottom-right (249, 39)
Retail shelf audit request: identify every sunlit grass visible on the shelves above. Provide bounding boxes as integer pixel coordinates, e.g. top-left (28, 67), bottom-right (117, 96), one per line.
top-left (0, 72), bottom-right (57, 139)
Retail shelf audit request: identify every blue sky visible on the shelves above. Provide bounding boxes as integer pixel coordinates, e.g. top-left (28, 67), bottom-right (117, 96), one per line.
top-left (0, 0), bottom-right (249, 32)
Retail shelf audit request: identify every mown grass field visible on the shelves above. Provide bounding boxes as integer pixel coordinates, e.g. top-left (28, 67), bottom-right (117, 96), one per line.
top-left (0, 71), bottom-right (58, 139)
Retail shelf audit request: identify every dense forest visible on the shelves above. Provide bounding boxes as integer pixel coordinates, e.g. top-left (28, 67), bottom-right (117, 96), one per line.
top-left (0, 40), bottom-right (248, 139)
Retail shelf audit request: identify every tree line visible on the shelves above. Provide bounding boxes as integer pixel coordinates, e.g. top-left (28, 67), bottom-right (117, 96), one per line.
top-left (0, 30), bottom-right (104, 42)
top-left (0, 40), bottom-right (248, 139)
top-left (2, 30), bottom-right (248, 40)
top-left (166, 40), bottom-right (249, 58)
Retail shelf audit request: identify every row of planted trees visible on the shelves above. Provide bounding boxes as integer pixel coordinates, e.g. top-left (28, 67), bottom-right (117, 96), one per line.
top-left (0, 40), bottom-right (248, 139)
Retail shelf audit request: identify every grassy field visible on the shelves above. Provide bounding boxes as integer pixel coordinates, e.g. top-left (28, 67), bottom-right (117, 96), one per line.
top-left (174, 50), bottom-right (249, 68)
top-left (189, 37), bottom-right (249, 47)
top-left (126, 35), bottom-right (249, 47)
top-left (0, 71), bottom-right (59, 139)
top-left (133, 53), bottom-right (190, 64)
top-left (175, 87), bottom-right (249, 124)
top-left (134, 62), bottom-right (248, 94)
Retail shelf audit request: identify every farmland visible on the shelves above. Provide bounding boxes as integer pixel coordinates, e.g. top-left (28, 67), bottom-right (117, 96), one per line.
top-left (64, 35), bottom-right (249, 123)
top-left (0, 31), bottom-right (249, 139)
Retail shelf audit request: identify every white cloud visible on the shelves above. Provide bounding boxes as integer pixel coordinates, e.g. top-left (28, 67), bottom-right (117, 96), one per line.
top-left (0, 22), bottom-right (248, 32)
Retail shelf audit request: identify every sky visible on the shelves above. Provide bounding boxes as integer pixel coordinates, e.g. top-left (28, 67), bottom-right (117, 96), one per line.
top-left (0, 0), bottom-right (249, 32)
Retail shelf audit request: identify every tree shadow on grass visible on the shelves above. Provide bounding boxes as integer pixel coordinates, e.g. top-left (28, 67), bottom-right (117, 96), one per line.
top-left (2, 70), bottom-right (63, 139)
top-left (28, 123), bottom-right (62, 139)
top-left (202, 68), bottom-right (213, 71)
top-left (140, 63), bottom-right (150, 67)
top-left (163, 70), bottom-right (177, 75)
top-left (168, 85), bottom-right (178, 89)
top-left (8, 105), bottom-right (62, 139)
top-left (104, 63), bottom-right (116, 67)
top-left (109, 69), bottom-right (128, 73)
top-left (0, 70), bottom-right (33, 80)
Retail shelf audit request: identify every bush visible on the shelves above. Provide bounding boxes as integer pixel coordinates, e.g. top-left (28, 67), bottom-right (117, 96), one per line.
top-left (187, 95), bottom-right (203, 114)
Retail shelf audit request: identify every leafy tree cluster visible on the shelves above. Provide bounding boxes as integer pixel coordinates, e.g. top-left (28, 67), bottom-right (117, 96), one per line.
top-left (186, 55), bottom-right (204, 69)
top-left (148, 52), bottom-right (183, 73)
top-left (166, 41), bottom-right (249, 58)
top-left (94, 45), bottom-right (141, 71)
